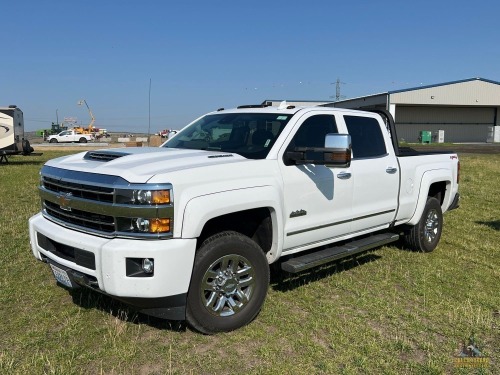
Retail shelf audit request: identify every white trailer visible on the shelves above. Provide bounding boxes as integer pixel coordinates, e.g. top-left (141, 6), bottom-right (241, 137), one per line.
top-left (0, 105), bottom-right (35, 163)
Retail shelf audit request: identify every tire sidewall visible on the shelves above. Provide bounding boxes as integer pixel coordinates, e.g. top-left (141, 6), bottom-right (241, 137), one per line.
top-left (186, 232), bottom-right (269, 334)
top-left (418, 198), bottom-right (443, 252)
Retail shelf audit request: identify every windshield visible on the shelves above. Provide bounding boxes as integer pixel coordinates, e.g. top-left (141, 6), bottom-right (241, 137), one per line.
top-left (162, 112), bottom-right (293, 159)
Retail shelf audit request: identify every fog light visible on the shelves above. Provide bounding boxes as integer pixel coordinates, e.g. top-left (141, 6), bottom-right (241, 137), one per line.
top-left (142, 258), bottom-right (154, 274)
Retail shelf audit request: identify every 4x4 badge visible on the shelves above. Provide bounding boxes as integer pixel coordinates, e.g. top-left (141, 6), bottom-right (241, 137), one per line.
top-left (58, 192), bottom-right (73, 211)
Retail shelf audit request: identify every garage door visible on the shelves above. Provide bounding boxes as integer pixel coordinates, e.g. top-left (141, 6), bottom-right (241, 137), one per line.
top-left (395, 106), bottom-right (495, 143)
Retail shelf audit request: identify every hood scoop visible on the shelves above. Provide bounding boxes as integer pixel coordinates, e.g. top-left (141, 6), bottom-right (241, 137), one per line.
top-left (84, 150), bottom-right (131, 162)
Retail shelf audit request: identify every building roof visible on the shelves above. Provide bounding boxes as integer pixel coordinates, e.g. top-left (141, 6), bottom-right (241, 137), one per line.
top-left (388, 77), bottom-right (500, 94)
top-left (263, 78), bottom-right (500, 107)
top-left (261, 99), bottom-right (331, 104)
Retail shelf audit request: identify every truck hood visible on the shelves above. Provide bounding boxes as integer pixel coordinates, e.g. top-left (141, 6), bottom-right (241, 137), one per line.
top-left (45, 147), bottom-right (249, 183)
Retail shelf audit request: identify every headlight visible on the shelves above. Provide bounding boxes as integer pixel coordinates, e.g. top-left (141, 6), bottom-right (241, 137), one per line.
top-left (114, 184), bottom-right (174, 238)
top-left (150, 218), bottom-right (171, 233)
top-left (132, 217), bottom-right (171, 233)
top-left (116, 187), bottom-right (172, 205)
top-left (133, 189), bottom-right (171, 204)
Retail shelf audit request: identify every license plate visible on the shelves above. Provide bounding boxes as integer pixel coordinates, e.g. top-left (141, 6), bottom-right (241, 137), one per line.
top-left (50, 264), bottom-right (74, 288)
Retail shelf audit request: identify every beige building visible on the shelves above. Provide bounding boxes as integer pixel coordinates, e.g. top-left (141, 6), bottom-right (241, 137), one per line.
top-left (264, 78), bottom-right (500, 143)
top-left (331, 77), bottom-right (500, 143)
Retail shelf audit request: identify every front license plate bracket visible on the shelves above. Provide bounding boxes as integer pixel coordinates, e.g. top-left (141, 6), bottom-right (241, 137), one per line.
top-left (49, 263), bottom-right (75, 289)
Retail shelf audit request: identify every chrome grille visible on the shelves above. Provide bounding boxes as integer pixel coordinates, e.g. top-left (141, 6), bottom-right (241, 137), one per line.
top-left (39, 165), bottom-right (173, 239)
top-left (43, 176), bottom-right (114, 203)
top-left (44, 200), bottom-right (115, 232)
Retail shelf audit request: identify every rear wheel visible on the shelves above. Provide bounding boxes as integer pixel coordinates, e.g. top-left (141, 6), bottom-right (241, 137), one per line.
top-left (79, 137), bottom-right (88, 143)
top-left (49, 138), bottom-right (57, 143)
top-left (404, 197), bottom-right (443, 252)
top-left (186, 231), bottom-right (269, 334)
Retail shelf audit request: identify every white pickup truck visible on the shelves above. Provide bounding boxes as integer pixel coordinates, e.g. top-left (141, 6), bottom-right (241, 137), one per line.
top-left (29, 104), bottom-right (460, 334)
top-left (47, 130), bottom-right (94, 143)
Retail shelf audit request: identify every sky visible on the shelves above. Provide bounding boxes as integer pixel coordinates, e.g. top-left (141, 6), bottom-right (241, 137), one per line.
top-left (2, 0), bottom-right (500, 133)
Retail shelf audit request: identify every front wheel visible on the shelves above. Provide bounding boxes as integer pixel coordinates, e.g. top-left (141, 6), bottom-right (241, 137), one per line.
top-left (403, 197), bottom-right (443, 252)
top-left (186, 231), bottom-right (269, 334)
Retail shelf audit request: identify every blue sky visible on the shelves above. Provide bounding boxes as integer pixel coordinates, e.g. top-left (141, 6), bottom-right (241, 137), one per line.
top-left (2, 0), bottom-right (499, 132)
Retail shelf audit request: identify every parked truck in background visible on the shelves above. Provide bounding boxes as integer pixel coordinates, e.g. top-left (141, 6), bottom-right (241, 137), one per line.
top-left (46, 130), bottom-right (94, 143)
top-left (29, 104), bottom-right (459, 333)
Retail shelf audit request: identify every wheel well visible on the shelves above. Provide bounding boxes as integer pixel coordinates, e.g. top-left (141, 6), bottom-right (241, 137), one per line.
top-left (428, 181), bottom-right (447, 205)
top-left (198, 208), bottom-right (272, 252)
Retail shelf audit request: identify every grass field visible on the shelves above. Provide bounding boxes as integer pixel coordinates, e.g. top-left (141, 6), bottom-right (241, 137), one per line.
top-left (0, 150), bottom-right (498, 374)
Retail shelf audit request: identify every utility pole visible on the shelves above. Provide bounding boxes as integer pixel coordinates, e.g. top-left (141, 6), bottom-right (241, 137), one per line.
top-left (330, 78), bottom-right (346, 102)
top-left (148, 78), bottom-right (151, 146)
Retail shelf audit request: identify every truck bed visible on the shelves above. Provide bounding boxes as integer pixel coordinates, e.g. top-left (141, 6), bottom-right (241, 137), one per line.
top-left (398, 146), bottom-right (456, 156)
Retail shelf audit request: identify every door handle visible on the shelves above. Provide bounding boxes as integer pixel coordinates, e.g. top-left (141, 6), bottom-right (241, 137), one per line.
top-left (386, 167), bottom-right (398, 174)
top-left (337, 171), bottom-right (351, 180)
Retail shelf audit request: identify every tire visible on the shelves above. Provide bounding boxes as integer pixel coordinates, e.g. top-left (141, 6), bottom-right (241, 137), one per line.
top-left (79, 137), bottom-right (88, 143)
top-left (49, 138), bottom-right (57, 143)
top-left (186, 231), bottom-right (270, 334)
top-left (22, 139), bottom-right (34, 155)
top-left (404, 197), bottom-right (443, 252)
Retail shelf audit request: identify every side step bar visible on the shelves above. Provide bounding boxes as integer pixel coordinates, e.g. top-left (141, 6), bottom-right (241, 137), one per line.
top-left (281, 233), bottom-right (399, 273)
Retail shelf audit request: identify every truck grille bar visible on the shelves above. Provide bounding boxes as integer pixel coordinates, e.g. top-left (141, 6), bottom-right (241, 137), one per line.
top-left (43, 176), bottom-right (114, 203)
top-left (44, 200), bottom-right (115, 232)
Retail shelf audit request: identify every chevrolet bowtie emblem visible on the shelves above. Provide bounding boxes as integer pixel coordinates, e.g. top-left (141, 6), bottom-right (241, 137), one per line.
top-left (58, 192), bottom-right (73, 211)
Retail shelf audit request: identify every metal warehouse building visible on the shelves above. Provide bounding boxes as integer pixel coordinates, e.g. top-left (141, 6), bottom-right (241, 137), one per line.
top-left (331, 77), bottom-right (500, 143)
top-left (264, 77), bottom-right (500, 143)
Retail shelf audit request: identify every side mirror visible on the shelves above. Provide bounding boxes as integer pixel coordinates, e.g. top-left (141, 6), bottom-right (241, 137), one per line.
top-left (324, 133), bottom-right (352, 167)
top-left (285, 133), bottom-right (351, 167)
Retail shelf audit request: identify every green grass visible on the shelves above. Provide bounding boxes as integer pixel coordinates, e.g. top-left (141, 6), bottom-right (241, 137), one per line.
top-left (1, 151), bottom-right (499, 374)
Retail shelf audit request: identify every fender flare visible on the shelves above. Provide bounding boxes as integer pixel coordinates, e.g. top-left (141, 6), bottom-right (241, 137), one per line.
top-left (407, 169), bottom-right (452, 225)
top-left (181, 185), bottom-right (284, 263)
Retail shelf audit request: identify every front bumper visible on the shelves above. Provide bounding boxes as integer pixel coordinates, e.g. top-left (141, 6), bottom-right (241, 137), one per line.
top-left (29, 213), bottom-right (197, 320)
